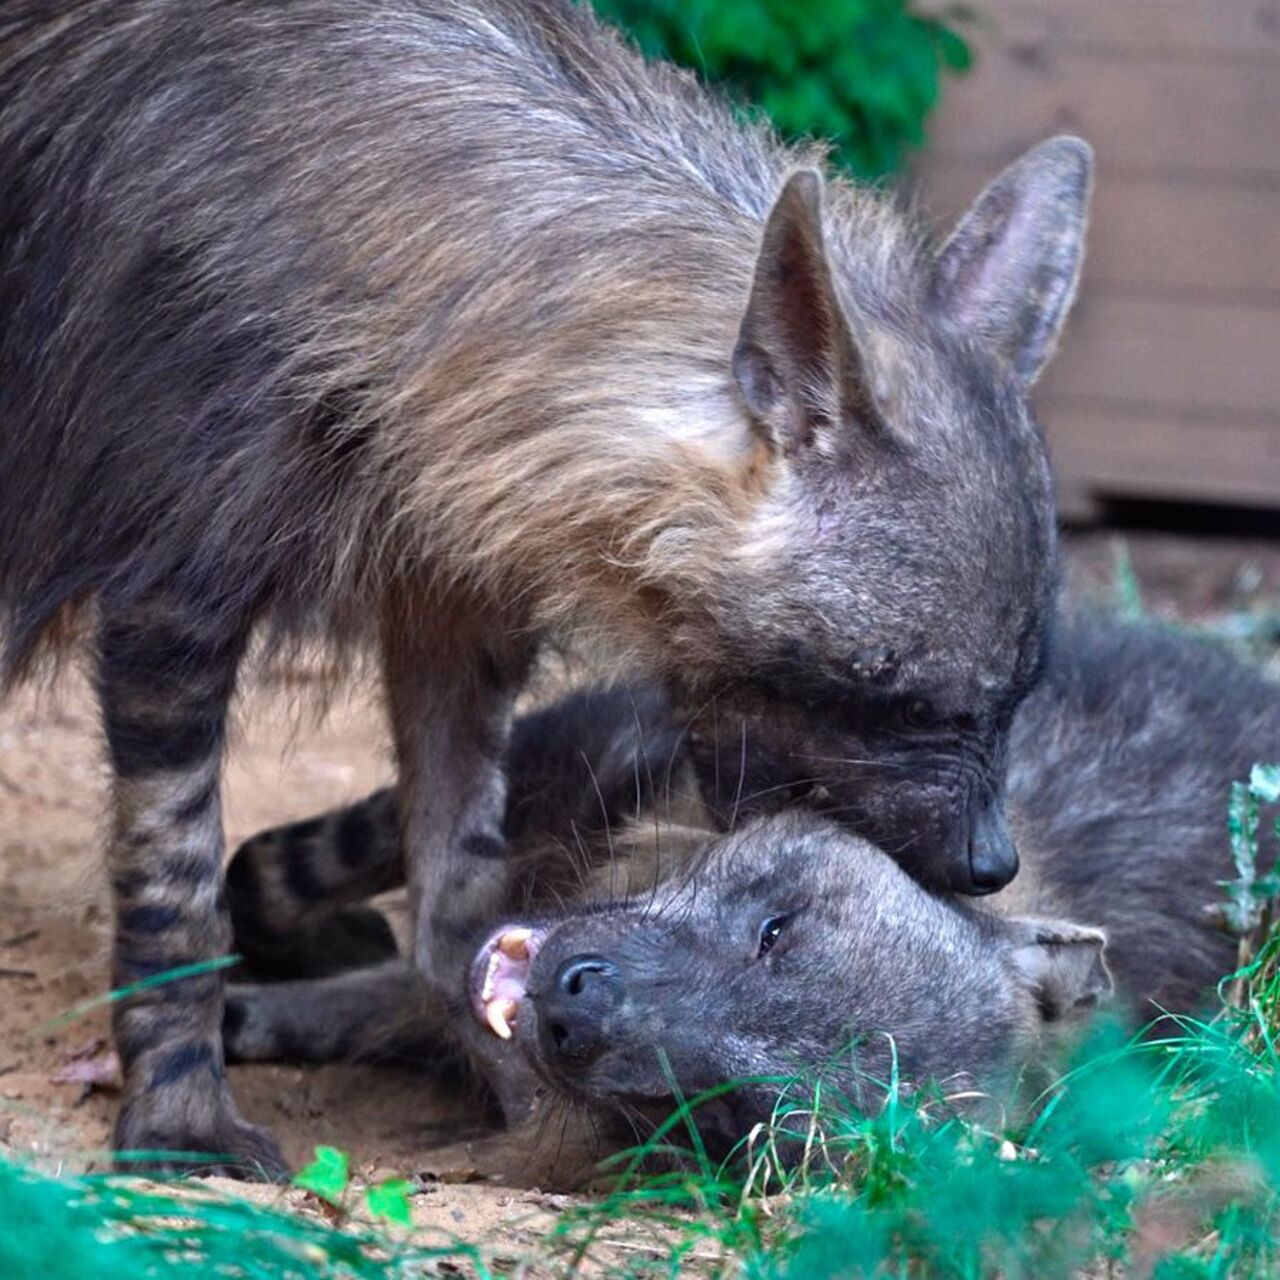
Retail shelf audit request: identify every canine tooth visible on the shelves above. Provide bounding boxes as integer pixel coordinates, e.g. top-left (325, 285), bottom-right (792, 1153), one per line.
top-left (497, 928), bottom-right (533, 959)
top-left (481, 951), bottom-right (502, 1002)
top-left (486, 997), bottom-right (517, 1040)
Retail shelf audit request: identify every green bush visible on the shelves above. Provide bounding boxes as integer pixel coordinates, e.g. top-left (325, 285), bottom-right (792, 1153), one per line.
top-left (588, 0), bottom-right (973, 178)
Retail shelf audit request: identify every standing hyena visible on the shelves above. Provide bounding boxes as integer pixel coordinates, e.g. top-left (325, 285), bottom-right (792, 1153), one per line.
top-left (0, 0), bottom-right (1089, 1174)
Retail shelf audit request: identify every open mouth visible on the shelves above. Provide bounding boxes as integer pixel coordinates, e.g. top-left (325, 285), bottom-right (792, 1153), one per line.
top-left (469, 924), bottom-right (547, 1040)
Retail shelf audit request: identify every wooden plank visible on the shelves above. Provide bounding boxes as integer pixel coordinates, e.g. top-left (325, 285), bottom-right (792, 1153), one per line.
top-left (1042, 295), bottom-right (1280, 418)
top-left (926, 47), bottom-right (1280, 179)
top-left (1044, 403), bottom-right (1280, 506)
top-left (913, 166), bottom-right (1280, 299)
top-left (987, 0), bottom-right (1280, 58)
top-left (917, 0), bottom-right (1280, 512)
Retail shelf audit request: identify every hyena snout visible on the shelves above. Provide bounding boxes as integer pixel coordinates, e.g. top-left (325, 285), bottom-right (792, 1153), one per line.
top-left (687, 707), bottom-right (1022, 895)
top-left (966, 793), bottom-right (1019, 893)
top-left (847, 778), bottom-right (1018, 895)
top-left (921, 785), bottom-right (1018, 895)
top-left (536, 954), bottom-right (624, 1069)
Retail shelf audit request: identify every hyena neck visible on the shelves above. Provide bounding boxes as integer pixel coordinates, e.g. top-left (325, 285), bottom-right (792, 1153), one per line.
top-left (383, 293), bottom-right (779, 661)
top-left (379, 189), bottom-right (924, 665)
top-left (316, 0), bottom-right (930, 660)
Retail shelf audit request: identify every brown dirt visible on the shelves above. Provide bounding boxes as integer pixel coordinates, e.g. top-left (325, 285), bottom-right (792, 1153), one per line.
top-left (1, 531), bottom-right (1278, 1264)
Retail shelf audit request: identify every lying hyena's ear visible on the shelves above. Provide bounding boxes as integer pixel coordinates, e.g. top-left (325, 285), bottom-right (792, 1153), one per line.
top-left (1005, 917), bottom-right (1113, 1021)
top-left (733, 170), bottom-right (881, 452)
top-left (930, 135), bottom-right (1093, 384)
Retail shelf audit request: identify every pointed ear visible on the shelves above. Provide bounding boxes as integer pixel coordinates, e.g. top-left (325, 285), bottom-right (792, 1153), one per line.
top-left (733, 170), bottom-right (880, 451)
top-left (930, 135), bottom-right (1093, 384)
top-left (1005, 917), bottom-right (1113, 1021)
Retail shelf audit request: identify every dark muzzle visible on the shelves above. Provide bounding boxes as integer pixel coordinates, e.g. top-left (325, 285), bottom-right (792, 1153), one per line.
top-left (538, 954), bottom-right (624, 1068)
top-left (964, 796), bottom-right (1018, 893)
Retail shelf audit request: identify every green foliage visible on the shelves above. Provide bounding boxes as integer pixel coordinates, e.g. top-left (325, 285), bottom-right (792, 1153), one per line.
top-left (541, 765), bottom-right (1280, 1277)
top-left (1110, 536), bottom-right (1146, 621)
top-left (586, 0), bottom-right (973, 178)
top-left (1221, 764), bottom-right (1280, 937)
top-left (293, 1143), bottom-right (351, 1206)
top-left (43, 954), bottom-right (242, 1032)
top-left (0, 1155), bottom-right (489, 1280)
top-left (8, 770), bottom-right (1280, 1276)
top-left (1219, 764), bottom-right (1280, 1047)
top-left (293, 1145), bottom-right (414, 1227)
top-left (365, 1178), bottom-right (414, 1228)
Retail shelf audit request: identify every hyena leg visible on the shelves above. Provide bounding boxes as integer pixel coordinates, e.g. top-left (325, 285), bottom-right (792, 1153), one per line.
top-left (99, 600), bottom-right (286, 1179)
top-left (223, 961), bottom-right (449, 1067)
top-left (226, 789), bottom-right (404, 979)
top-left (382, 615), bottom-right (535, 1116)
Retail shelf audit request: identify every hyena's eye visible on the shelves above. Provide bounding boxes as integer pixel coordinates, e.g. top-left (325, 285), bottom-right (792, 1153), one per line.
top-left (906, 699), bottom-right (934, 725)
top-left (756, 915), bottom-right (790, 959)
top-left (902, 699), bottom-right (977, 736)
top-left (902, 698), bottom-right (951, 732)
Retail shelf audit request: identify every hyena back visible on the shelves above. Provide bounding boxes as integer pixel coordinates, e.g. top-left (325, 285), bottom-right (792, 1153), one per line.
top-left (0, 0), bottom-right (1087, 1171)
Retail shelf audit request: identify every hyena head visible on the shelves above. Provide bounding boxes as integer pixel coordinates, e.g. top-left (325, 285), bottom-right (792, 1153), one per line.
top-left (473, 814), bottom-right (1110, 1158)
top-left (669, 137), bottom-right (1091, 896)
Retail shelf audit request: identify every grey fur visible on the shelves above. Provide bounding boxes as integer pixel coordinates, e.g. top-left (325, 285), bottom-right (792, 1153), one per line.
top-left (225, 613), bottom-right (1278, 1164)
top-left (1, 0), bottom-right (1086, 1170)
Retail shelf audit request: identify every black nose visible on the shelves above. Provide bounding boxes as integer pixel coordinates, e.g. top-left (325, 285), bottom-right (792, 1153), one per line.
top-left (539, 954), bottom-right (623, 1067)
top-left (966, 801), bottom-right (1019, 894)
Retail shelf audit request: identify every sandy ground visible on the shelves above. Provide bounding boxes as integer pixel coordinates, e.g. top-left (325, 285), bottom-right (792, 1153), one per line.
top-left (1, 530), bottom-right (1277, 1264)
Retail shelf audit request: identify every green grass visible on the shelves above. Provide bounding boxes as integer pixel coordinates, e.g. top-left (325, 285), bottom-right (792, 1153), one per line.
top-left (0, 1158), bottom-right (491, 1280)
top-left (542, 1013), bottom-right (1280, 1277)
top-left (7, 995), bottom-right (1280, 1277)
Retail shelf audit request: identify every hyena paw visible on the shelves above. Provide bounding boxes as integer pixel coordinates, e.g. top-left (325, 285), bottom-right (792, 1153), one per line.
top-left (113, 1104), bottom-right (289, 1181)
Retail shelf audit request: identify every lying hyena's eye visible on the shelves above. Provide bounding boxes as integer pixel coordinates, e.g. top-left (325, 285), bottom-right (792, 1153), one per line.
top-left (756, 915), bottom-right (790, 959)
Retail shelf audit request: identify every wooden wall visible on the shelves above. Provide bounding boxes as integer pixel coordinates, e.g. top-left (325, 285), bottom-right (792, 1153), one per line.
top-left (912, 0), bottom-right (1280, 516)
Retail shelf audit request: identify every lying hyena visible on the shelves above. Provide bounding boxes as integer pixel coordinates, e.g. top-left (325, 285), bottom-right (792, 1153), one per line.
top-left (223, 613), bottom-right (1279, 1163)
top-left (0, 0), bottom-right (1088, 1172)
